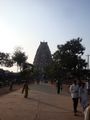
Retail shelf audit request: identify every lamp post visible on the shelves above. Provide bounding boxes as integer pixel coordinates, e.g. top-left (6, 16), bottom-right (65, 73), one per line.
top-left (86, 55), bottom-right (90, 69)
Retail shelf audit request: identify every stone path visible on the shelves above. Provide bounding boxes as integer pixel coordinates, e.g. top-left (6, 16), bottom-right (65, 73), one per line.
top-left (0, 84), bottom-right (84, 120)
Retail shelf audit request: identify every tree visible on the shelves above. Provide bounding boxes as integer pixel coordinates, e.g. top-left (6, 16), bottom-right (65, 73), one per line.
top-left (20, 63), bottom-right (34, 83)
top-left (12, 47), bottom-right (28, 72)
top-left (53, 38), bottom-right (87, 80)
top-left (0, 52), bottom-right (13, 67)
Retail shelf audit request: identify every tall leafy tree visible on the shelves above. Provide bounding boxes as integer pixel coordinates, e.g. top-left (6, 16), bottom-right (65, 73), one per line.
top-left (12, 47), bottom-right (28, 72)
top-left (21, 63), bottom-right (34, 81)
top-left (53, 38), bottom-right (87, 79)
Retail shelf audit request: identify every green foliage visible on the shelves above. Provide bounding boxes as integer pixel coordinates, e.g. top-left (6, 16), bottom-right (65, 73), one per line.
top-left (12, 47), bottom-right (28, 71)
top-left (51, 38), bottom-right (87, 79)
top-left (53, 38), bottom-right (86, 69)
top-left (0, 52), bottom-right (13, 67)
top-left (57, 38), bottom-right (85, 55)
top-left (45, 61), bottom-right (66, 80)
top-left (21, 63), bottom-right (34, 80)
top-left (32, 66), bottom-right (41, 79)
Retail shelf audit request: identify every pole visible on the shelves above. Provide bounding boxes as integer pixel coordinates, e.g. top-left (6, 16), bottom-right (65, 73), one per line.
top-left (86, 55), bottom-right (90, 69)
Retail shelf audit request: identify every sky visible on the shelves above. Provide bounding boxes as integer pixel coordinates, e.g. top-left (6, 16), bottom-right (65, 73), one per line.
top-left (0, 0), bottom-right (90, 72)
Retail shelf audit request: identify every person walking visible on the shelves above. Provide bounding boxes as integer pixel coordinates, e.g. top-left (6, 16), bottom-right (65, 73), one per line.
top-left (9, 80), bottom-right (14, 91)
top-left (22, 81), bottom-right (29, 98)
top-left (79, 82), bottom-right (88, 111)
top-left (56, 79), bottom-right (62, 94)
top-left (70, 80), bottom-right (79, 116)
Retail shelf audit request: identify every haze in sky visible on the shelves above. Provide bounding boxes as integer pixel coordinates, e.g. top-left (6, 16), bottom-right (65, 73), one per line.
top-left (0, 0), bottom-right (90, 72)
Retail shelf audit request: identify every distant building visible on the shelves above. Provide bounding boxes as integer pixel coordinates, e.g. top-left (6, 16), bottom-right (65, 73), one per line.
top-left (33, 42), bottom-right (52, 79)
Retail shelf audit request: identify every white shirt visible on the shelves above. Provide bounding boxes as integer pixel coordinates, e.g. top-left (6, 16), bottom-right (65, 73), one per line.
top-left (79, 86), bottom-right (88, 109)
top-left (70, 84), bottom-right (79, 98)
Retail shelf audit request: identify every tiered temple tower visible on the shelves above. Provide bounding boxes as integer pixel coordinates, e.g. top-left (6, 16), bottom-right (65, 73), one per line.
top-left (33, 42), bottom-right (52, 79)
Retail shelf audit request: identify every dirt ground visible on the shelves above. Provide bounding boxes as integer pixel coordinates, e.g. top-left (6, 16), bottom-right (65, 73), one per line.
top-left (0, 83), bottom-right (86, 120)
top-left (0, 84), bottom-right (22, 96)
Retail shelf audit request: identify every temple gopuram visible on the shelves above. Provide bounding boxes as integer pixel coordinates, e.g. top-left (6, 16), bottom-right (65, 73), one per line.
top-left (33, 42), bottom-right (52, 80)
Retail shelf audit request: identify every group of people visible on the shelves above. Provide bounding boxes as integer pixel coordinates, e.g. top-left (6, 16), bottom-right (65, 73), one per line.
top-left (21, 79), bottom-right (90, 119)
top-left (69, 79), bottom-right (89, 118)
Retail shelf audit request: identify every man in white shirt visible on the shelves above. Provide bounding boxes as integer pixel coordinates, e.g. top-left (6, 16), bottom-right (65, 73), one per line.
top-left (70, 80), bottom-right (79, 116)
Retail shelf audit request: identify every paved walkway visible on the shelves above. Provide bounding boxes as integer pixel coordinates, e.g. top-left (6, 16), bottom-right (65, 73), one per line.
top-left (0, 84), bottom-right (84, 120)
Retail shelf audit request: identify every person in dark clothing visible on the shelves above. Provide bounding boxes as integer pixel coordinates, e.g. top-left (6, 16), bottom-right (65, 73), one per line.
top-left (56, 79), bottom-right (62, 94)
top-left (9, 80), bottom-right (14, 91)
top-left (22, 81), bottom-right (29, 98)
